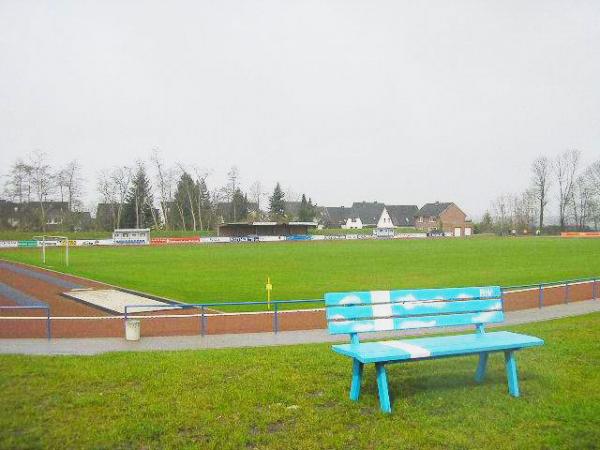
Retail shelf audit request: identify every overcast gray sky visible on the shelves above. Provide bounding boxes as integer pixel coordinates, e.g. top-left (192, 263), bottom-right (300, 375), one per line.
top-left (1, 0), bottom-right (599, 218)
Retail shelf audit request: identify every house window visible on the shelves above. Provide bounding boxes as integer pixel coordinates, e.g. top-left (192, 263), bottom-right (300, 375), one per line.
top-left (418, 217), bottom-right (423, 223)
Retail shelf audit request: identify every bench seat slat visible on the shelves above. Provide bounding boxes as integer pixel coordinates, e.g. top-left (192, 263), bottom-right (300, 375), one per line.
top-left (325, 286), bottom-right (501, 306)
top-left (326, 299), bottom-right (502, 321)
top-left (332, 331), bottom-right (544, 363)
top-left (328, 310), bottom-right (504, 334)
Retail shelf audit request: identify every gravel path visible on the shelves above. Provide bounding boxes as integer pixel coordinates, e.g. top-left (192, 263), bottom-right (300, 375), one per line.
top-left (1, 299), bottom-right (598, 356)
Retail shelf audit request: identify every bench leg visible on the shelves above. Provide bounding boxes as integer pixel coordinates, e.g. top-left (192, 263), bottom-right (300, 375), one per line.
top-left (504, 351), bottom-right (520, 397)
top-left (350, 359), bottom-right (363, 401)
top-left (475, 352), bottom-right (488, 383)
top-left (375, 363), bottom-right (392, 413)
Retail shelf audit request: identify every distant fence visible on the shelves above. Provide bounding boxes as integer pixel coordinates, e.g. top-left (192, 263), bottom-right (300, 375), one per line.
top-left (0, 277), bottom-right (598, 339)
top-left (561, 232), bottom-right (600, 238)
top-left (0, 232), bottom-right (433, 249)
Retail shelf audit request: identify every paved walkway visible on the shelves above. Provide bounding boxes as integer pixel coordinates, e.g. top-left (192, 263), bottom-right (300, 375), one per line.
top-left (1, 299), bottom-right (599, 356)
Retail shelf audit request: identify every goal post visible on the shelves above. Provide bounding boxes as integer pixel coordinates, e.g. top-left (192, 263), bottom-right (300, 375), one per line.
top-left (32, 235), bottom-right (69, 267)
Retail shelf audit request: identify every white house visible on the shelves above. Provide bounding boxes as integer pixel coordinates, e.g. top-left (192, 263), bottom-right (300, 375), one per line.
top-left (377, 208), bottom-right (394, 228)
top-left (342, 217), bottom-right (363, 229)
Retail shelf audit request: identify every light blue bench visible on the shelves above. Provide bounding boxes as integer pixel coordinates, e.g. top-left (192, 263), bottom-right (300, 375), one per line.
top-left (326, 286), bottom-right (544, 413)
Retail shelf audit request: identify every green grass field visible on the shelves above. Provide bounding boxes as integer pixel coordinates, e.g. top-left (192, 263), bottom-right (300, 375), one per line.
top-left (1, 313), bottom-right (598, 449)
top-left (1, 237), bottom-right (599, 310)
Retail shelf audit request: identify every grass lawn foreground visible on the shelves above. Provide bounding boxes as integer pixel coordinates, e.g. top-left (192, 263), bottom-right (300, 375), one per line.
top-left (1, 313), bottom-right (599, 449)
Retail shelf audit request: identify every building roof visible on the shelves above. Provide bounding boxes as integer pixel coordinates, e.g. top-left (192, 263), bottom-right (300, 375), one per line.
top-left (417, 202), bottom-right (454, 218)
top-left (385, 205), bottom-right (418, 226)
top-left (350, 202), bottom-right (386, 225)
top-left (321, 206), bottom-right (353, 225)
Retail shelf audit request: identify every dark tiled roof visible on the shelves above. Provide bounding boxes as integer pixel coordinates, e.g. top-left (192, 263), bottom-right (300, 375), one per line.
top-left (417, 202), bottom-right (453, 218)
top-left (350, 202), bottom-right (385, 225)
top-left (386, 205), bottom-right (418, 226)
top-left (322, 206), bottom-right (353, 225)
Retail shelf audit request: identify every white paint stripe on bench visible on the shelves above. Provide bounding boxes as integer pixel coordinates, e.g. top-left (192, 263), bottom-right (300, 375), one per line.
top-left (372, 292), bottom-right (393, 317)
top-left (382, 341), bottom-right (431, 358)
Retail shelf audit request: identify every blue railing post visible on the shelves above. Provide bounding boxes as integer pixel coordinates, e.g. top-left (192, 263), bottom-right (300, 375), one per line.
top-left (273, 302), bottom-right (279, 334)
top-left (46, 307), bottom-right (51, 340)
top-left (538, 284), bottom-right (543, 308)
top-left (200, 306), bottom-right (206, 336)
top-left (565, 281), bottom-right (569, 304)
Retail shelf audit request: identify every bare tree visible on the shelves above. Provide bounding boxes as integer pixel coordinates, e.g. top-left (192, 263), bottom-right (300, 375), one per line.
top-left (285, 185), bottom-right (300, 203)
top-left (4, 159), bottom-right (32, 203)
top-left (150, 149), bottom-right (175, 230)
top-left (571, 174), bottom-right (594, 230)
top-left (63, 160), bottom-right (83, 212)
top-left (589, 198), bottom-right (600, 231)
top-left (97, 169), bottom-right (118, 229)
top-left (588, 160), bottom-right (600, 195)
top-left (28, 151), bottom-right (54, 232)
top-left (530, 156), bottom-right (551, 230)
top-left (491, 194), bottom-right (511, 235)
top-left (111, 166), bottom-right (133, 228)
top-left (56, 168), bottom-right (68, 204)
top-left (249, 181), bottom-right (264, 212)
top-left (176, 165), bottom-right (198, 231)
top-left (211, 188), bottom-right (226, 224)
top-left (553, 150), bottom-right (580, 230)
top-left (518, 190), bottom-right (538, 232)
top-left (56, 159), bottom-right (83, 217)
top-left (226, 166), bottom-right (239, 221)
top-left (193, 168), bottom-right (210, 231)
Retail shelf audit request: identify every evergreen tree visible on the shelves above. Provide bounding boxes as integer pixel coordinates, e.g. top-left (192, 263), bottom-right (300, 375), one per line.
top-left (173, 172), bottom-right (198, 230)
top-left (298, 194), bottom-right (310, 221)
top-left (297, 194), bottom-right (317, 221)
top-left (308, 197), bottom-right (316, 221)
top-left (269, 182), bottom-right (286, 219)
top-left (197, 178), bottom-right (212, 231)
top-left (230, 189), bottom-right (249, 222)
top-left (122, 164), bottom-right (154, 228)
top-left (479, 211), bottom-right (494, 233)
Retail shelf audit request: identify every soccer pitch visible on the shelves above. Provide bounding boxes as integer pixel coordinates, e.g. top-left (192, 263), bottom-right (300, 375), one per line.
top-left (1, 237), bottom-right (599, 308)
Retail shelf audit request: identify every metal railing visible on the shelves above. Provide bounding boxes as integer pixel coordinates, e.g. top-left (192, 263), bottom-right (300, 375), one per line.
top-left (124, 299), bottom-right (323, 335)
top-left (502, 277), bottom-right (598, 309)
top-left (1, 276), bottom-right (597, 340)
top-left (0, 305), bottom-right (51, 339)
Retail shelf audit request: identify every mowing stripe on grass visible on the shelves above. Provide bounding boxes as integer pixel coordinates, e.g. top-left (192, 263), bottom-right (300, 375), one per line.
top-left (0, 261), bottom-right (82, 289)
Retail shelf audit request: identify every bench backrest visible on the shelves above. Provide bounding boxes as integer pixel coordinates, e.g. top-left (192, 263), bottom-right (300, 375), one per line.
top-left (325, 286), bottom-right (503, 338)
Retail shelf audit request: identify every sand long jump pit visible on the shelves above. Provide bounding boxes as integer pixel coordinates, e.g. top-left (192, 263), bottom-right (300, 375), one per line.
top-left (63, 289), bottom-right (180, 314)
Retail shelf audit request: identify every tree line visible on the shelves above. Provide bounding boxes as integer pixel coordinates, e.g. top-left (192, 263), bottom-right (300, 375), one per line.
top-left (481, 150), bottom-right (600, 234)
top-left (2, 150), bottom-right (318, 232)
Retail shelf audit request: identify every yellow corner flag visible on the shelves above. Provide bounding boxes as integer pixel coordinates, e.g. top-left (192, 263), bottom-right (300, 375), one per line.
top-left (266, 277), bottom-right (273, 310)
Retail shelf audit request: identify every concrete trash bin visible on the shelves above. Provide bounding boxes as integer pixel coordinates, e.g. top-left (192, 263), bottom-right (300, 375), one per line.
top-left (125, 319), bottom-right (141, 341)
